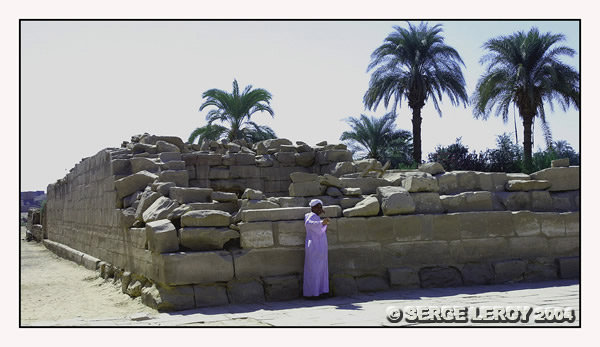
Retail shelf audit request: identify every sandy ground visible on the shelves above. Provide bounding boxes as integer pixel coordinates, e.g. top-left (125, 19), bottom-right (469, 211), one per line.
top-left (19, 227), bottom-right (155, 326)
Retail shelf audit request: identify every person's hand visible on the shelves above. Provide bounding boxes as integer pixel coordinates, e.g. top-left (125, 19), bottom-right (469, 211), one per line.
top-left (322, 218), bottom-right (330, 226)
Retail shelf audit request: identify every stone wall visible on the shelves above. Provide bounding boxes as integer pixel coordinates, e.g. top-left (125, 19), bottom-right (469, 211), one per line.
top-left (42, 134), bottom-right (580, 311)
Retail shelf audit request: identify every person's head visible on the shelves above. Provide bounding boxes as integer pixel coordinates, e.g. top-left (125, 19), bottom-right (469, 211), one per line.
top-left (309, 199), bottom-right (324, 215)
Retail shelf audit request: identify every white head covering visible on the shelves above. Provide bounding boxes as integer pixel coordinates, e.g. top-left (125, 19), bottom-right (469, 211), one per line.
top-left (309, 199), bottom-right (323, 207)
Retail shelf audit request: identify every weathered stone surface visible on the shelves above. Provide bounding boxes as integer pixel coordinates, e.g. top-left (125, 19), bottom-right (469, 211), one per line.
top-left (342, 196), bottom-right (380, 217)
top-left (383, 241), bottom-right (450, 266)
top-left (212, 191), bottom-right (238, 202)
top-left (242, 206), bottom-right (342, 222)
top-left (130, 157), bottom-right (160, 174)
top-left (115, 171), bottom-right (158, 199)
top-left (402, 176), bottom-right (439, 192)
top-left (551, 158), bottom-right (570, 168)
top-left (419, 266), bottom-right (463, 288)
top-left (133, 143), bottom-right (157, 154)
top-left (339, 197), bottom-right (362, 209)
top-left (494, 260), bottom-right (526, 283)
top-left (325, 161), bottom-right (356, 177)
top-left (289, 181), bottom-right (323, 197)
top-left (241, 188), bottom-right (266, 200)
top-left (376, 186), bottom-right (415, 216)
top-left (388, 267), bottom-right (420, 288)
top-left (393, 215), bottom-right (432, 242)
top-left (494, 191), bottom-right (532, 211)
top-left (169, 187), bottom-right (213, 204)
top-left (157, 170), bottom-right (189, 187)
top-left (276, 220), bottom-right (306, 246)
top-left (111, 159), bottom-right (131, 176)
top-left (432, 214), bottom-right (460, 240)
top-left (548, 237), bottom-right (579, 257)
top-left (531, 191), bottom-right (554, 211)
top-left (120, 207), bottom-right (137, 228)
top-left (156, 250), bottom-right (234, 285)
top-left (337, 217), bottom-right (367, 242)
top-left (508, 236), bottom-right (550, 258)
top-left (274, 152), bottom-right (296, 165)
top-left (457, 212), bottom-right (488, 239)
top-left (290, 172), bottom-right (319, 183)
top-left (326, 186), bottom-right (343, 197)
top-left (455, 171), bottom-right (480, 191)
top-left (530, 167), bottom-right (579, 191)
top-left (141, 283), bottom-right (195, 312)
top-left (230, 165), bottom-right (261, 179)
top-left (263, 275), bottom-right (300, 301)
top-left (316, 150), bottom-right (353, 164)
top-left (356, 275), bottom-right (390, 292)
top-left (196, 153), bottom-right (222, 166)
top-left (233, 152), bottom-right (256, 166)
top-left (188, 202), bottom-right (237, 213)
top-left (233, 248), bottom-right (304, 279)
top-left (320, 174), bottom-right (344, 188)
top-left (461, 263), bottom-right (494, 285)
top-left (135, 190), bottom-right (161, 221)
top-left (329, 243), bottom-right (383, 276)
top-left (339, 177), bottom-right (389, 194)
top-left (227, 279), bottom-right (265, 304)
top-left (193, 284), bottom-right (229, 307)
top-left (159, 151), bottom-right (181, 163)
top-left (556, 256), bottom-right (579, 279)
top-left (538, 213), bottom-right (566, 237)
top-left (208, 167), bottom-right (230, 180)
top-left (550, 191), bottom-right (579, 211)
top-left (181, 210), bottom-right (231, 227)
top-left (241, 199), bottom-right (280, 210)
top-left (274, 197), bottom-right (307, 208)
top-left (164, 160), bottom-right (186, 171)
top-left (525, 257), bottom-right (558, 281)
top-left (506, 180), bottom-right (551, 191)
top-left (239, 221), bottom-right (274, 248)
top-left (145, 219), bottom-right (179, 253)
top-left (155, 182), bottom-right (176, 197)
top-left (142, 196), bottom-right (179, 223)
top-left (123, 191), bottom-right (142, 209)
top-left (365, 216), bottom-right (395, 241)
top-left (436, 172), bottom-right (458, 194)
top-left (419, 162), bottom-right (445, 175)
top-left (512, 211), bottom-right (541, 236)
top-left (294, 152), bottom-right (315, 167)
top-left (341, 187), bottom-right (362, 196)
top-left (256, 154), bottom-right (275, 167)
top-left (156, 140), bottom-right (180, 153)
top-left (179, 227), bottom-right (240, 250)
top-left (330, 274), bottom-right (359, 296)
top-left (411, 192), bottom-right (443, 214)
top-left (449, 238), bottom-right (509, 263)
top-left (563, 212), bottom-right (579, 235)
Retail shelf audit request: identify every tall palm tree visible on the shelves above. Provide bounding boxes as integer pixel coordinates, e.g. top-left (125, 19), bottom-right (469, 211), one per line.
top-left (340, 112), bottom-right (413, 167)
top-left (189, 79), bottom-right (276, 144)
top-left (472, 27), bottom-right (580, 172)
top-left (364, 22), bottom-right (468, 164)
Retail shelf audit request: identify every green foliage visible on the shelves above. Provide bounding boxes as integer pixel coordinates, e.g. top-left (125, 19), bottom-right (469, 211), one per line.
top-left (428, 137), bottom-right (486, 171)
top-left (340, 112), bottom-right (415, 168)
top-left (190, 79), bottom-right (276, 145)
top-left (484, 133), bottom-right (523, 173)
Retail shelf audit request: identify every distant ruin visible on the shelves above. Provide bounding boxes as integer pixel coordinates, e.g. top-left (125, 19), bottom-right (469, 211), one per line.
top-left (40, 134), bottom-right (580, 311)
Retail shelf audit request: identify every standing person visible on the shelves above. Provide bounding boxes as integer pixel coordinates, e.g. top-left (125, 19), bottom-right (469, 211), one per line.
top-left (303, 199), bottom-right (331, 299)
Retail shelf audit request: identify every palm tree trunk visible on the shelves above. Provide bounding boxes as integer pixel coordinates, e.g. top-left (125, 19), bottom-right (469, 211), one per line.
top-left (522, 116), bottom-right (534, 173)
top-left (411, 108), bottom-right (422, 164)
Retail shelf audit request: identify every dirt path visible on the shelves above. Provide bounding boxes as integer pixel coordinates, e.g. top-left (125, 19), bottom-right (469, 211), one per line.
top-left (20, 227), bottom-right (155, 326)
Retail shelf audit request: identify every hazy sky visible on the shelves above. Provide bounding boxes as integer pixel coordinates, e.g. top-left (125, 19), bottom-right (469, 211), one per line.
top-left (20, 20), bottom-right (580, 191)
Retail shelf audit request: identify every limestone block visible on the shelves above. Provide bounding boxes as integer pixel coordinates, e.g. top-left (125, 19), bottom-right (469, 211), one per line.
top-left (493, 260), bottom-right (526, 283)
top-left (326, 186), bottom-right (343, 197)
top-left (263, 275), bottom-right (301, 301)
top-left (156, 140), bottom-right (180, 153)
top-left (340, 197), bottom-right (362, 209)
top-left (548, 237), bottom-right (579, 257)
top-left (512, 211), bottom-right (541, 236)
top-left (402, 176), bottom-right (439, 192)
top-left (449, 238), bottom-right (509, 263)
top-left (233, 153), bottom-right (255, 166)
top-left (208, 167), bottom-right (229, 180)
top-left (156, 250), bottom-right (234, 285)
top-left (376, 186), bottom-right (415, 216)
top-left (508, 236), bottom-right (550, 258)
top-left (342, 196), bottom-right (380, 217)
top-left (145, 219), bottom-right (179, 254)
top-left (506, 179), bottom-right (551, 191)
top-left (111, 159), bottom-right (131, 176)
top-left (538, 213), bottom-right (566, 237)
top-left (525, 257), bottom-right (558, 281)
top-left (432, 214), bottom-right (460, 240)
top-left (274, 197), bottom-right (307, 208)
top-left (419, 266), bottom-right (463, 288)
top-left (241, 206), bottom-right (341, 222)
top-left (141, 283), bottom-right (195, 312)
top-left (556, 256), bottom-right (579, 279)
top-left (483, 211), bottom-right (514, 237)
top-left (325, 161), bottom-right (356, 176)
top-left (277, 220), bottom-right (306, 246)
top-left (295, 152), bottom-right (315, 167)
top-left (227, 279), bottom-right (265, 304)
top-left (530, 167), bottom-right (579, 191)
top-left (365, 216), bottom-right (395, 241)
top-left (531, 191), bottom-right (554, 211)
top-left (212, 191), bottom-right (238, 202)
top-left (455, 171), bottom-right (480, 191)
top-left (130, 157), bottom-right (160, 174)
top-left (196, 153), bottom-right (222, 166)
top-left (289, 181), bottom-right (323, 197)
top-left (181, 210), bottom-right (232, 227)
top-left (241, 199), bottom-right (279, 210)
top-left (142, 197), bottom-right (179, 223)
top-left (188, 202), bottom-right (237, 214)
top-left (154, 182), bottom-right (176, 197)
top-left (179, 227), bottom-right (240, 250)
top-left (383, 241), bottom-right (449, 267)
top-left (339, 177), bottom-right (390, 194)
top-left (436, 173), bottom-right (458, 194)
top-left (123, 191), bottom-right (142, 209)
top-left (114, 171), bottom-right (158, 199)
top-left (256, 154), bottom-right (275, 167)
top-left (461, 263), bottom-right (494, 285)
top-left (193, 284), bottom-right (229, 307)
top-left (494, 191), bottom-right (532, 211)
top-left (329, 243), bottom-right (383, 276)
top-left (464, 191), bottom-right (494, 211)
top-left (133, 143), bottom-right (157, 154)
top-left (551, 191), bottom-right (578, 211)
top-left (356, 275), bottom-right (390, 292)
top-left (120, 207), bottom-right (137, 228)
top-left (393, 214), bottom-right (432, 242)
top-left (241, 188), bottom-right (266, 200)
top-left (388, 267), bottom-right (420, 288)
top-left (341, 187), bottom-right (362, 196)
top-left (507, 173), bottom-right (531, 180)
top-left (290, 172), bottom-right (319, 183)
top-left (239, 221), bottom-right (274, 248)
top-left (262, 138), bottom-right (293, 151)
top-left (563, 212), bottom-right (579, 236)
top-left (158, 170), bottom-right (189, 187)
top-left (458, 212), bottom-right (488, 239)
top-left (230, 165), bottom-right (261, 179)
top-left (418, 162), bottom-right (445, 175)
top-left (134, 190), bottom-right (162, 221)
top-left (233, 247), bottom-right (304, 279)
top-left (316, 150), bottom-right (353, 164)
top-left (159, 151), bottom-right (181, 163)
top-left (331, 274), bottom-right (359, 296)
top-left (337, 217), bottom-right (367, 242)
top-left (274, 152), bottom-right (296, 165)
top-left (319, 174), bottom-right (344, 188)
top-left (168, 187), bottom-right (213, 204)
top-left (551, 158), bottom-right (570, 168)
top-left (411, 192), bottom-right (443, 214)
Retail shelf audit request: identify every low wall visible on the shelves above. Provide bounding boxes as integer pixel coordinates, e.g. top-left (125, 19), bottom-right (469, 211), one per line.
top-left (42, 134), bottom-right (581, 311)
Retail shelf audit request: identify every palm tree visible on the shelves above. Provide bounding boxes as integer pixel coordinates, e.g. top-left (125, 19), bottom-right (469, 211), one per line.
top-left (340, 112), bottom-right (413, 167)
top-left (189, 79), bottom-right (276, 144)
top-left (471, 27), bottom-right (580, 172)
top-left (364, 22), bottom-right (468, 164)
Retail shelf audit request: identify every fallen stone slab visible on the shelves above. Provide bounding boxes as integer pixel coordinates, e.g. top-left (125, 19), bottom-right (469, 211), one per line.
top-left (157, 170), bottom-right (189, 187)
top-left (339, 177), bottom-right (390, 194)
top-left (418, 162), bottom-right (445, 175)
top-left (402, 176), bottom-right (440, 192)
top-left (551, 158), bottom-right (570, 168)
top-left (141, 283), bottom-right (195, 312)
top-left (411, 192), bottom-right (443, 214)
top-left (320, 173), bottom-right (345, 188)
top-left (505, 179), bottom-right (552, 191)
top-left (179, 227), bottom-right (240, 250)
top-left (290, 172), bottom-right (319, 183)
top-left (145, 219), bottom-right (179, 254)
top-left (341, 187), bottom-right (362, 196)
top-left (114, 170), bottom-right (158, 199)
top-left (130, 157), bottom-right (160, 174)
top-left (142, 196), bottom-right (179, 223)
top-left (156, 140), bottom-right (180, 153)
top-left (181, 210), bottom-right (232, 227)
top-left (376, 186), bottom-right (415, 216)
top-left (169, 187), bottom-right (213, 204)
top-left (241, 206), bottom-right (342, 222)
top-left (135, 190), bottom-right (161, 221)
top-left (212, 191), bottom-right (238, 202)
top-left (342, 196), bottom-right (380, 217)
top-left (289, 181), bottom-right (324, 197)
top-left (241, 188), bottom-right (266, 200)
top-left (530, 167), bottom-right (579, 191)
